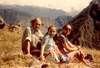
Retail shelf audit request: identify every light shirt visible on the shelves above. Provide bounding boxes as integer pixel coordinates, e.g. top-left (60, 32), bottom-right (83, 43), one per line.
top-left (22, 26), bottom-right (43, 49)
top-left (42, 34), bottom-right (55, 52)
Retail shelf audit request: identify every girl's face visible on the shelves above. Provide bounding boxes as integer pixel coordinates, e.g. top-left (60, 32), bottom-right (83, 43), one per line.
top-left (48, 27), bottom-right (57, 37)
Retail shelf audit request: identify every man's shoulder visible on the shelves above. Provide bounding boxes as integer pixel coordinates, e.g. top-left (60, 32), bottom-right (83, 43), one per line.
top-left (26, 26), bottom-right (32, 29)
top-left (25, 26), bottom-right (34, 31)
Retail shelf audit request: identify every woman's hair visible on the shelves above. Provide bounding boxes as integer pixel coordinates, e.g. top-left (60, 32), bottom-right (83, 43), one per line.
top-left (63, 23), bottom-right (72, 31)
top-left (63, 23), bottom-right (71, 29)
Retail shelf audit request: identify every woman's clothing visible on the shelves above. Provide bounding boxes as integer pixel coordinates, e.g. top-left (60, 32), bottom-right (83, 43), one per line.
top-left (57, 33), bottom-right (74, 61)
top-left (57, 33), bottom-right (69, 49)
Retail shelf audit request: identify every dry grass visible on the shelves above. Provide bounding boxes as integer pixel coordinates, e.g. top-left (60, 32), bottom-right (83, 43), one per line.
top-left (0, 28), bottom-right (100, 68)
top-left (82, 47), bottom-right (100, 66)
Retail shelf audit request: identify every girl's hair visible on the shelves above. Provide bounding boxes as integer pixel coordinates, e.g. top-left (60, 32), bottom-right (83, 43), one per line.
top-left (48, 25), bottom-right (56, 31)
top-left (44, 25), bottom-right (56, 36)
top-left (53, 33), bottom-right (59, 42)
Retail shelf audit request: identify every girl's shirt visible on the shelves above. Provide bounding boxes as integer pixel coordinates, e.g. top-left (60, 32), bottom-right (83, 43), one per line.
top-left (42, 34), bottom-right (55, 52)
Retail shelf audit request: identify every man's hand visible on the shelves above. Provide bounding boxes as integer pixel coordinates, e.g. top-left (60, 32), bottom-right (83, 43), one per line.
top-left (24, 53), bottom-right (33, 58)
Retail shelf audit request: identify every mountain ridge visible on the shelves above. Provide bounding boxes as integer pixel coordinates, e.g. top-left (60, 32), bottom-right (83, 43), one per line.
top-left (68, 0), bottom-right (100, 49)
top-left (0, 4), bottom-right (70, 19)
top-left (0, 7), bottom-right (72, 33)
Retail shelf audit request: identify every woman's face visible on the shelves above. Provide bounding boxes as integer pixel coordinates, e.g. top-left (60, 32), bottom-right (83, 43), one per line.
top-left (48, 27), bottom-right (57, 37)
top-left (63, 25), bottom-right (72, 36)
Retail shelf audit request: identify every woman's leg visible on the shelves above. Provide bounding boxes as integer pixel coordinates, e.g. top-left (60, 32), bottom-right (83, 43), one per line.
top-left (59, 49), bottom-right (91, 66)
top-left (76, 50), bottom-right (85, 61)
top-left (67, 50), bottom-right (80, 62)
top-left (77, 50), bottom-right (90, 66)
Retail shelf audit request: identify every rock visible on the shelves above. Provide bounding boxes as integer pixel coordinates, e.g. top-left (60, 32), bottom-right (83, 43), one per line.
top-left (28, 59), bottom-right (50, 68)
top-left (67, 0), bottom-right (100, 50)
top-left (28, 59), bottom-right (41, 67)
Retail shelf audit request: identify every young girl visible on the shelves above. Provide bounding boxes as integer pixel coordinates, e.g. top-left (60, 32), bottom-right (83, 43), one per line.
top-left (39, 25), bottom-right (68, 63)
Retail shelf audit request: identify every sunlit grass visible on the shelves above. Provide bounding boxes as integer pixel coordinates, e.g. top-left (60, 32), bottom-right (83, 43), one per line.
top-left (82, 47), bottom-right (100, 65)
top-left (0, 28), bottom-right (100, 68)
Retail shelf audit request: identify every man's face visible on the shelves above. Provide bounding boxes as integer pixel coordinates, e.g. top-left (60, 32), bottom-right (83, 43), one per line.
top-left (32, 20), bottom-right (42, 31)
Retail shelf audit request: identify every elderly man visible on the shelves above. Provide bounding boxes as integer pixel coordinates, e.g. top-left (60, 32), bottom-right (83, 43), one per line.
top-left (22, 18), bottom-right (44, 57)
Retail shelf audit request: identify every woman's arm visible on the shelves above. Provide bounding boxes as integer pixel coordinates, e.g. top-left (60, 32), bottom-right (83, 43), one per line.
top-left (67, 40), bottom-right (77, 48)
top-left (59, 35), bottom-right (78, 52)
top-left (67, 41), bottom-right (81, 50)
top-left (62, 43), bottom-right (78, 52)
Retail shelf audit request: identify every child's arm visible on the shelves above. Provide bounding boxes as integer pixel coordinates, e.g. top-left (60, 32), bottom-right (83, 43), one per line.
top-left (39, 42), bottom-right (47, 60)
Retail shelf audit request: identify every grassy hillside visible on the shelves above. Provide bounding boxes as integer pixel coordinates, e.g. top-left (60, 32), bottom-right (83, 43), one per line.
top-left (0, 28), bottom-right (100, 68)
